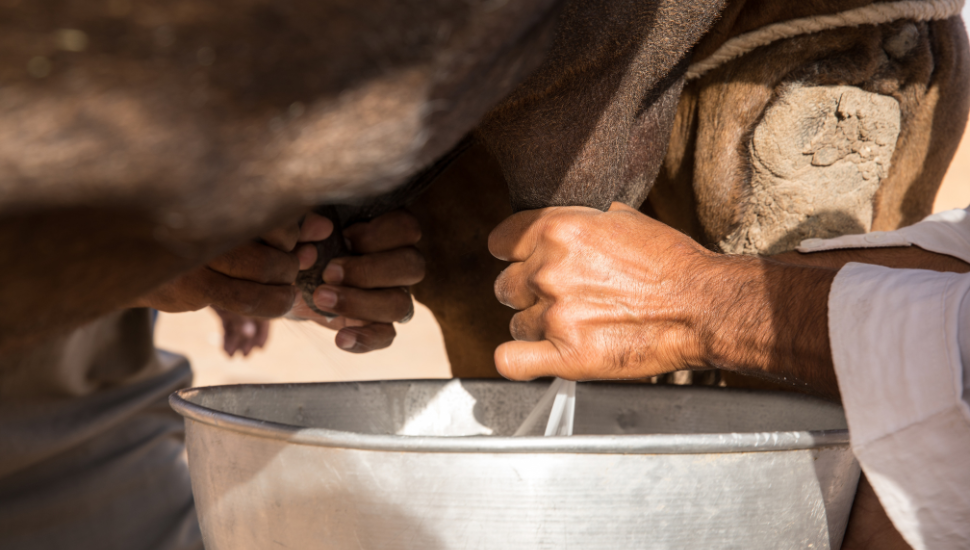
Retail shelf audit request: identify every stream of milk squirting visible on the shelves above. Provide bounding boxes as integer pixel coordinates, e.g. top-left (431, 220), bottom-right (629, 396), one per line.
top-left (513, 378), bottom-right (576, 436)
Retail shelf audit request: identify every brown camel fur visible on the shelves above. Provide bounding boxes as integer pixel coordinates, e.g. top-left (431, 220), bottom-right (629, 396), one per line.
top-left (0, 0), bottom-right (728, 353)
top-left (0, 0), bottom-right (565, 352)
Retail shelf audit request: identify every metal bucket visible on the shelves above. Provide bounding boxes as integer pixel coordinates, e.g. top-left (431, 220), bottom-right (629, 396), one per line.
top-left (170, 379), bottom-right (859, 549)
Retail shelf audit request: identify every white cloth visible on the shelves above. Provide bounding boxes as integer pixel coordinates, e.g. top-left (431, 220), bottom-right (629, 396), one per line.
top-left (797, 208), bottom-right (970, 549)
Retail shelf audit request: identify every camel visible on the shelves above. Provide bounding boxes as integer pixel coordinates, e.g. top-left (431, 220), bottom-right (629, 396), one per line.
top-left (0, 0), bottom-right (726, 352)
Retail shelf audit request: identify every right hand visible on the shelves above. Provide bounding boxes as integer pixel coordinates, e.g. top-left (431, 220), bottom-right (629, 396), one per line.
top-left (289, 210), bottom-right (426, 353)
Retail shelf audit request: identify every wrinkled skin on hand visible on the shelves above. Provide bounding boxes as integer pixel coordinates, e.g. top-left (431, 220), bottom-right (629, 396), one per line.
top-left (488, 201), bottom-right (840, 396)
top-left (488, 202), bottom-right (714, 381)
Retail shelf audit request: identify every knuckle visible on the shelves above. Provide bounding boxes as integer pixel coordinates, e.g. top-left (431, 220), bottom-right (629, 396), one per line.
top-left (530, 265), bottom-right (557, 292)
top-left (544, 216), bottom-right (584, 244)
top-left (542, 302), bottom-right (571, 331)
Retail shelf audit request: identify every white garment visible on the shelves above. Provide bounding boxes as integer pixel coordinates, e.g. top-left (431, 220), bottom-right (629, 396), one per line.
top-left (796, 208), bottom-right (970, 550)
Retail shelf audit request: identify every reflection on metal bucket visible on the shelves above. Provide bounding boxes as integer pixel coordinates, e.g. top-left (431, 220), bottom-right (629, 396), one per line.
top-left (170, 379), bottom-right (860, 549)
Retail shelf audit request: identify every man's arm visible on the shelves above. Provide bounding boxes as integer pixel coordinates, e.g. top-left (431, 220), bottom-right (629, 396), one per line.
top-left (490, 202), bottom-right (970, 548)
top-left (704, 246), bottom-right (970, 398)
top-left (488, 203), bottom-right (969, 398)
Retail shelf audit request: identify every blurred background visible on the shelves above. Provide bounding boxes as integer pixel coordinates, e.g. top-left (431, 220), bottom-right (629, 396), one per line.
top-left (158, 3), bottom-right (970, 387)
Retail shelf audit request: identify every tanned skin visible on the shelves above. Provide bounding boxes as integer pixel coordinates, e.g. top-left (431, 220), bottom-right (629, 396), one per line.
top-left (130, 209), bottom-right (425, 354)
top-left (490, 202), bottom-right (970, 550)
top-left (489, 202), bottom-right (970, 399)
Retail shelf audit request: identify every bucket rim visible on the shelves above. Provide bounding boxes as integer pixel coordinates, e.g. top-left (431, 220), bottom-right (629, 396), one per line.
top-left (169, 380), bottom-right (850, 454)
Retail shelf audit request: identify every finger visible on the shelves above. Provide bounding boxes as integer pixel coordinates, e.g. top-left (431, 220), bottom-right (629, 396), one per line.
top-left (494, 340), bottom-right (570, 381)
top-left (289, 295), bottom-right (345, 328)
top-left (254, 319), bottom-right (271, 349)
top-left (309, 314), bottom-right (368, 331)
top-left (334, 323), bottom-right (396, 353)
top-left (493, 263), bottom-right (535, 310)
top-left (487, 209), bottom-right (551, 262)
top-left (222, 321), bottom-right (242, 356)
top-left (299, 212), bottom-right (334, 243)
top-left (489, 206), bottom-right (606, 262)
top-left (224, 331), bottom-right (241, 357)
top-left (508, 306), bottom-right (545, 342)
top-left (313, 284), bottom-right (413, 323)
top-left (223, 319), bottom-right (245, 357)
top-left (240, 319), bottom-right (258, 356)
top-left (208, 242), bottom-right (300, 285)
top-left (261, 222), bottom-right (302, 252)
top-left (343, 210), bottom-right (422, 253)
top-left (201, 268), bottom-right (297, 318)
top-left (323, 247), bottom-right (425, 288)
top-left (296, 243), bottom-right (318, 271)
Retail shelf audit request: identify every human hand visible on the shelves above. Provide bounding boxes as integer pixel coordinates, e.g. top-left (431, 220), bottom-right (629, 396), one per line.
top-left (134, 212), bottom-right (333, 316)
top-left (289, 210), bottom-right (426, 353)
top-left (488, 202), bottom-right (718, 381)
top-left (213, 307), bottom-right (271, 357)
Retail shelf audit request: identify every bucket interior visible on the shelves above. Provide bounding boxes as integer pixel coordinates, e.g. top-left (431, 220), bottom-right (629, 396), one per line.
top-left (181, 379), bottom-right (847, 438)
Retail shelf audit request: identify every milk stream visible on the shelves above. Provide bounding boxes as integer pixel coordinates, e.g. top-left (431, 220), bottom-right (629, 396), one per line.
top-left (513, 378), bottom-right (576, 436)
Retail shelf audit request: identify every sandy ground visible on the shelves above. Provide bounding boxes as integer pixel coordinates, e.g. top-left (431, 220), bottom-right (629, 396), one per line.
top-left (157, 119), bottom-right (970, 387)
top-left (156, 302), bottom-right (451, 387)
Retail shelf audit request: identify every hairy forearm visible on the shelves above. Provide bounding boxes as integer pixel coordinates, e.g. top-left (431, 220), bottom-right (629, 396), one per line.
top-left (691, 246), bottom-right (970, 399)
top-left (690, 255), bottom-right (840, 398)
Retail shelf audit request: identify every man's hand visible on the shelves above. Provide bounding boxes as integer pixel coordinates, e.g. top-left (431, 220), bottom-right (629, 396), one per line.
top-left (289, 210), bottom-right (426, 353)
top-left (488, 202), bottom-right (840, 395)
top-left (213, 307), bottom-right (271, 357)
top-left (133, 213), bottom-right (333, 316)
top-left (488, 202), bottom-right (717, 381)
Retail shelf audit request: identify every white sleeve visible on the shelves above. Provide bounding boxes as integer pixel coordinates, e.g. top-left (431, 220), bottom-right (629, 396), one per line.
top-left (797, 207), bottom-right (970, 264)
top-left (829, 264), bottom-right (970, 549)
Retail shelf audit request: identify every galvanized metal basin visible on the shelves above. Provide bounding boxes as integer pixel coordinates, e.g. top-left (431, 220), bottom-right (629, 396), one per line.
top-left (170, 379), bottom-right (859, 549)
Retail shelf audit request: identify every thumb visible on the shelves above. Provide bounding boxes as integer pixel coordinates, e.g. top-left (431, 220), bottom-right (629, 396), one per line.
top-left (495, 340), bottom-right (572, 381)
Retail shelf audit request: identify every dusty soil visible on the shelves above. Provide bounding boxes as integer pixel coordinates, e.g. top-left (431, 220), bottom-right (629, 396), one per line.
top-left (156, 302), bottom-right (451, 387)
top-left (157, 119), bottom-right (970, 386)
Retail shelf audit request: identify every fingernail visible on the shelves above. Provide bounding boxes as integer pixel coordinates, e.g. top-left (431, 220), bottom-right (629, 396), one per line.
top-left (323, 262), bottom-right (344, 285)
top-left (297, 244), bottom-right (318, 270)
top-left (336, 331), bottom-right (356, 350)
top-left (314, 287), bottom-right (338, 308)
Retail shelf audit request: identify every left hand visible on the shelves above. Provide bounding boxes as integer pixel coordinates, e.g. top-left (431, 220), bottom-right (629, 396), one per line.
top-left (134, 212), bottom-right (333, 317)
top-left (488, 202), bottom-right (716, 381)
